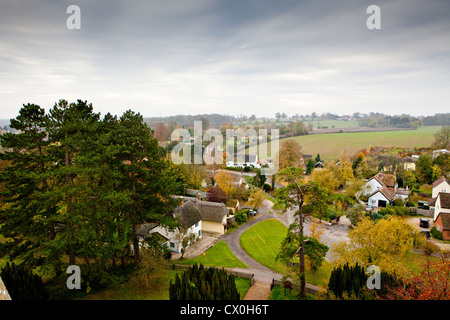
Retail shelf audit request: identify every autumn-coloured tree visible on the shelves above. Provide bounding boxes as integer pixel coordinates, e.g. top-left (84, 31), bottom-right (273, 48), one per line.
top-left (206, 185), bottom-right (228, 203)
top-left (214, 170), bottom-right (236, 197)
top-left (151, 122), bottom-right (169, 142)
top-left (337, 150), bottom-right (354, 187)
top-left (311, 163), bottom-right (339, 192)
top-left (279, 140), bottom-right (303, 170)
top-left (432, 125), bottom-right (450, 149)
top-left (332, 216), bottom-right (423, 276)
top-left (247, 189), bottom-right (266, 209)
top-left (385, 254), bottom-right (450, 300)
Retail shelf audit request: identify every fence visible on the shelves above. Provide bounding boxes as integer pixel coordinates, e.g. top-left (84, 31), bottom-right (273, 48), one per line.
top-left (270, 278), bottom-right (321, 295)
top-left (171, 264), bottom-right (255, 282)
top-left (408, 207), bottom-right (434, 217)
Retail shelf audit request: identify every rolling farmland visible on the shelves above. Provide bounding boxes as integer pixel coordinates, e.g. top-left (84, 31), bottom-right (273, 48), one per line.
top-left (258, 126), bottom-right (440, 161)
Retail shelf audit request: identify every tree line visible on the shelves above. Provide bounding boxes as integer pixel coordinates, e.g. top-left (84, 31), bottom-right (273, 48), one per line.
top-left (0, 100), bottom-right (179, 281)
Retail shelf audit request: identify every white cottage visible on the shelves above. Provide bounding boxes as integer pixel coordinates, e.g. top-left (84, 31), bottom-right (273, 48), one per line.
top-left (432, 176), bottom-right (450, 199)
top-left (136, 199), bottom-right (202, 253)
top-left (368, 186), bottom-right (395, 208)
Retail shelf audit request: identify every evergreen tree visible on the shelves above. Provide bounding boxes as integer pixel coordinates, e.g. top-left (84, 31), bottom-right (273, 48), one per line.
top-left (0, 103), bottom-right (57, 270)
top-left (169, 264), bottom-right (240, 300)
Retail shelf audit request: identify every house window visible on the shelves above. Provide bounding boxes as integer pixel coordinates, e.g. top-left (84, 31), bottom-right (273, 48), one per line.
top-left (437, 225), bottom-right (441, 232)
top-left (169, 242), bottom-right (175, 248)
top-left (198, 230), bottom-right (201, 237)
top-left (195, 222), bottom-right (199, 228)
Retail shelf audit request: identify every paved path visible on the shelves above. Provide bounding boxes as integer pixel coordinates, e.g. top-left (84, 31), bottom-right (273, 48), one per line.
top-left (243, 281), bottom-right (271, 300)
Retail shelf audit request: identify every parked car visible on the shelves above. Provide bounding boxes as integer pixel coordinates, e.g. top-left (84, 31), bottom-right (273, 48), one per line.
top-left (419, 218), bottom-right (429, 228)
top-left (420, 230), bottom-right (431, 239)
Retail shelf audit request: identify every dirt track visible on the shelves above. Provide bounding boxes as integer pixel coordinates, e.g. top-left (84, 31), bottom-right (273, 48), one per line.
top-left (243, 281), bottom-right (271, 300)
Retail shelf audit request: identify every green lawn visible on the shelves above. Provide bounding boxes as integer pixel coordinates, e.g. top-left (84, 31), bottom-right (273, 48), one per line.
top-left (239, 219), bottom-right (332, 288)
top-left (78, 266), bottom-right (251, 300)
top-left (180, 241), bottom-right (249, 269)
top-left (240, 219), bottom-right (288, 271)
top-left (257, 126), bottom-right (439, 161)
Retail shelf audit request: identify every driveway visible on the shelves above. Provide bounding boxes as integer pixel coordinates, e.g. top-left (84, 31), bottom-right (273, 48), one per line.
top-left (219, 200), bottom-right (282, 276)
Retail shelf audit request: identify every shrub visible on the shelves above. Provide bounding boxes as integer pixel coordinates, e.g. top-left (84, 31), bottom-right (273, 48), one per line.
top-left (235, 209), bottom-right (249, 225)
top-left (392, 199), bottom-right (404, 207)
top-left (169, 264), bottom-right (240, 300)
top-left (327, 263), bottom-right (368, 299)
top-left (430, 227), bottom-right (443, 240)
top-left (0, 262), bottom-right (49, 300)
top-left (405, 201), bottom-right (415, 207)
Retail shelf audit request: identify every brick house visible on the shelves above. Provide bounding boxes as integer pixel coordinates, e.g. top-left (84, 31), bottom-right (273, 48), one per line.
top-left (433, 192), bottom-right (450, 240)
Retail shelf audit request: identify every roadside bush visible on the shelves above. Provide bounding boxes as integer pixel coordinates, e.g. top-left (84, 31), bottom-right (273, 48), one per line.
top-left (430, 227), bottom-right (443, 240)
top-left (378, 206), bottom-right (408, 216)
top-left (235, 209), bottom-right (249, 225)
top-left (392, 199), bottom-right (404, 207)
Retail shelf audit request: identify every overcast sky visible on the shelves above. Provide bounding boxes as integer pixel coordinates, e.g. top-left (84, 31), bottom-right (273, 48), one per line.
top-left (0, 0), bottom-right (449, 119)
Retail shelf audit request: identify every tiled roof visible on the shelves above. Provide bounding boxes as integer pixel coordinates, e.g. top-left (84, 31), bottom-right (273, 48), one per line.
top-left (438, 192), bottom-right (450, 209)
top-left (437, 212), bottom-right (450, 230)
top-left (433, 176), bottom-right (449, 188)
top-left (370, 185), bottom-right (395, 202)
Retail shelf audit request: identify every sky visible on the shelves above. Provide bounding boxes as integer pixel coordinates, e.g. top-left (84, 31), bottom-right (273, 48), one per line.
top-left (0, 0), bottom-right (449, 120)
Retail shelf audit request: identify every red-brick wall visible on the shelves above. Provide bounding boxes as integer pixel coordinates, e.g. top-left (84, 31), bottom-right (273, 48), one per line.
top-left (435, 214), bottom-right (450, 240)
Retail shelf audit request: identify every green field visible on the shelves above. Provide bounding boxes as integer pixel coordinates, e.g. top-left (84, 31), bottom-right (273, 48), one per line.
top-left (240, 219), bottom-right (288, 272)
top-left (259, 126), bottom-right (439, 161)
top-left (181, 241), bottom-right (249, 269)
top-left (239, 219), bottom-right (331, 288)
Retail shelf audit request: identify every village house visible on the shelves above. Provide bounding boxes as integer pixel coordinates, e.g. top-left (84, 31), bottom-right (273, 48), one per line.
top-left (363, 172), bottom-right (396, 196)
top-left (431, 176), bottom-right (450, 199)
top-left (401, 155), bottom-right (418, 171)
top-left (135, 198), bottom-right (203, 253)
top-left (433, 192), bottom-right (450, 240)
top-left (226, 153), bottom-right (259, 168)
top-left (363, 172), bottom-right (409, 208)
top-left (429, 176), bottom-right (450, 209)
top-left (432, 149), bottom-right (450, 159)
top-left (134, 195), bottom-right (232, 253)
top-left (367, 185), bottom-right (396, 208)
top-left (192, 198), bottom-right (229, 235)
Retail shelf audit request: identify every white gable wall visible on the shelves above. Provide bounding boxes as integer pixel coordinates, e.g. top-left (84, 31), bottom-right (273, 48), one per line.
top-left (432, 181), bottom-right (450, 199)
top-left (368, 191), bottom-right (390, 208)
top-left (363, 179), bottom-right (383, 196)
top-left (434, 195), bottom-right (450, 221)
top-left (148, 222), bottom-right (202, 253)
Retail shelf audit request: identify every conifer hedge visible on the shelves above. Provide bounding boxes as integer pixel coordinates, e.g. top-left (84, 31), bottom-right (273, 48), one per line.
top-left (169, 263), bottom-right (240, 300)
